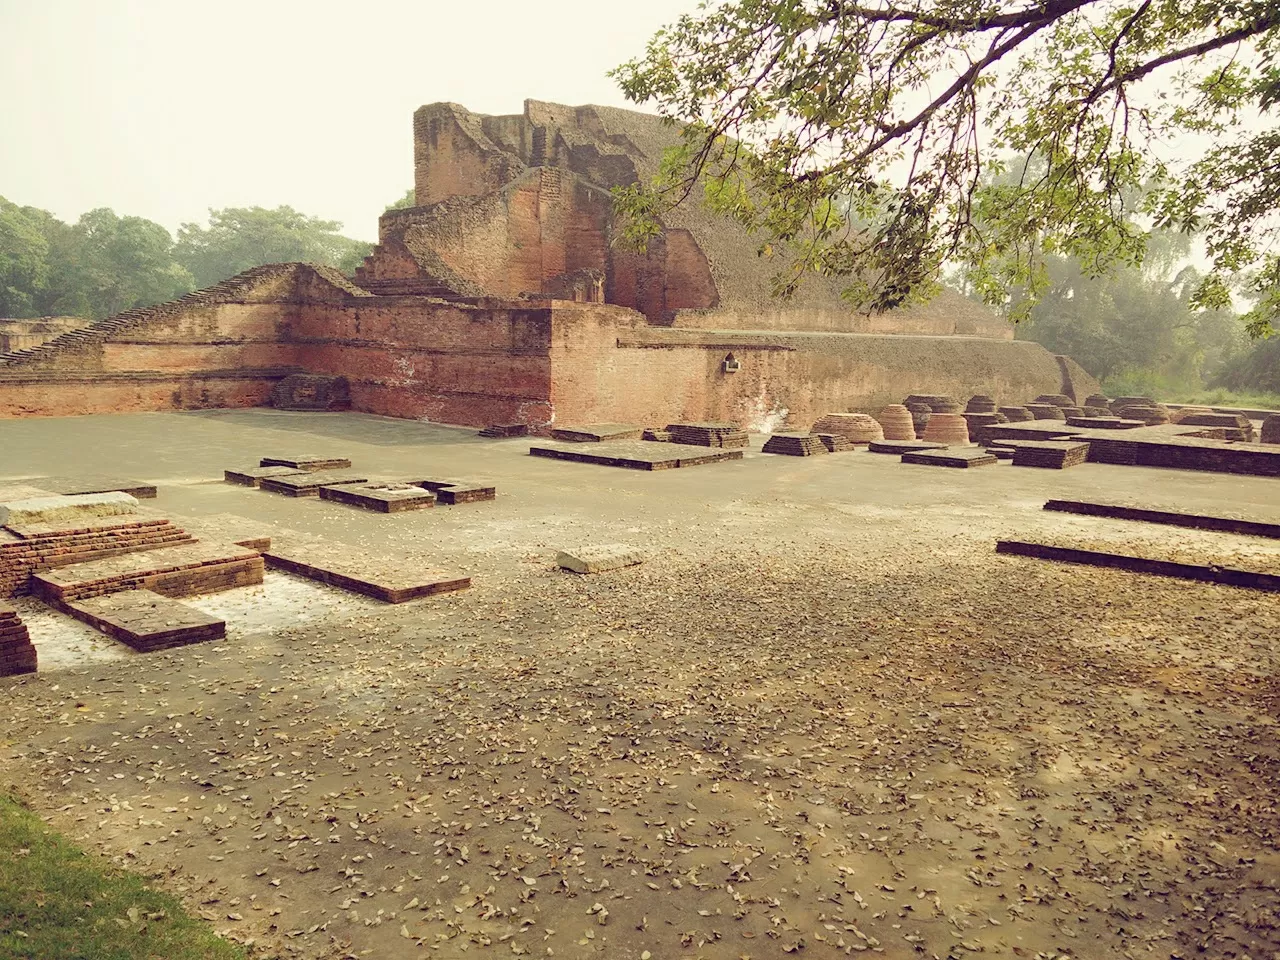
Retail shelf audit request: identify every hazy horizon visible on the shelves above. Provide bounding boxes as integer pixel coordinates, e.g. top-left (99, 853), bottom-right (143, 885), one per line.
top-left (0, 0), bottom-right (692, 242)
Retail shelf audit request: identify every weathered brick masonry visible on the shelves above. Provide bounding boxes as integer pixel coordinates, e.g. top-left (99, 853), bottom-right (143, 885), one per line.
top-left (0, 99), bottom-right (1101, 427)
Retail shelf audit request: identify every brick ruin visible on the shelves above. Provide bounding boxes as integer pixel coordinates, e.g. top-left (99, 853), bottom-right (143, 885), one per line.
top-left (0, 99), bottom-right (1101, 429)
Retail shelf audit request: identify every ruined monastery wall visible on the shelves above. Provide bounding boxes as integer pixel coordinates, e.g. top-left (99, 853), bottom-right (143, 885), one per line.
top-left (292, 299), bottom-right (555, 426)
top-left (546, 303), bottom-right (1087, 430)
top-left (0, 300), bottom-right (299, 418)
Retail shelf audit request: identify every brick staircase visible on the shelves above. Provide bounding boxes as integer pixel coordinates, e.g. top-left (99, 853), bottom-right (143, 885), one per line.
top-left (353, 247), bottom-right (469, 299)
top-left (0, 264), bottom-right (361, 369)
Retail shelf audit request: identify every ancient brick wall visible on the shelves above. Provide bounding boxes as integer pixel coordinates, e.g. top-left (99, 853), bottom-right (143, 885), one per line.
top-left (414, 104), bottom-right (524, 205)
top-left (291, 299), bottom-right (555, 426)
top-left (545, 303), bottom-right (1086, 430)
top-left (667, 294), bottom-right (1015, 339)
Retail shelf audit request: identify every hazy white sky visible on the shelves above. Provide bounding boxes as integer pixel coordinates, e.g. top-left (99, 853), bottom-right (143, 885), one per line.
top-left (0, 0), bottom-right (693, 241)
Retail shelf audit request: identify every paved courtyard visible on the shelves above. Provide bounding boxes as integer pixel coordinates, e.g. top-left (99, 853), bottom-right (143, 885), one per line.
top-left (2, 409), bottom-right (1278, 959)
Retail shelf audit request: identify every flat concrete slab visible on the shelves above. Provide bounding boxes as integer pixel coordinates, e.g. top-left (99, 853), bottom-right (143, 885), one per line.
top-left (530, 441), bottom-right (744, 471)
top-left (549, 424), bottom-right (644, 442)
top-left (260, 455), bottom-right (353, 471)
top-left (259, 471), bottom-right (368, 497)
top-left (557, 544), bottom-right (646, 574)
top-left (0, 491), bottom-right (138, 527)
top-left (65, 589), bottom-right (225, 651)
top-left (264, 537), bottom-right (469, 602)
top-left (319, 481), bottom-right (436, 513)
top-left (996, 540), bottom-right (1280, 592)
top-left (225, 465), bottom-right (307, 487)
top-left (901, 448), bottom-right (999, 468)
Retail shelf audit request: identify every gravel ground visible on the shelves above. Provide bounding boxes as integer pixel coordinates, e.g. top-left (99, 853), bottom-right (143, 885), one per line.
top-left (1, 411), bottom-right (1278, 960)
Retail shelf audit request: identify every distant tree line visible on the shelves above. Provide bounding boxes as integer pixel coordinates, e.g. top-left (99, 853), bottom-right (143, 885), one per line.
top-left (954, 160), bottom-right (1279, 402)
top-left (0, 197), bottom-right (372, 321)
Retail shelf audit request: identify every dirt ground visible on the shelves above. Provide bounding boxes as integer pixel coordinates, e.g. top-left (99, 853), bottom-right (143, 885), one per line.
top-left (1, 410), bottom-right (1278, 960)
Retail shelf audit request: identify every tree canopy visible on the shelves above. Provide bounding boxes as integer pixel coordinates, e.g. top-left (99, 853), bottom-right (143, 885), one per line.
top-left (0, 199), bottom-right (372, 322)
top-left (175, 206), bottom-right (371, 288)
top-left (1, 199), bottom-right (193, 320)
top-left (611, 0), bottom-right (1280, 334)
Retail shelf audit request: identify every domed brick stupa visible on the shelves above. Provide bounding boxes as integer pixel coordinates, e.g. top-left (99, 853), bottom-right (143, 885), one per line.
top-left (811, 413), bottom-right (884, 444)
top-left (922, 413), bottom-right (970, 444)
top-left (965, 394), bottom-right (997, 413)
top-left (874, 405), bottom-right (917, 441)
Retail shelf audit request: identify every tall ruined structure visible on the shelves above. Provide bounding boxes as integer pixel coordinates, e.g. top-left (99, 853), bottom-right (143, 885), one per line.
top-left (358, 100), bottom-right (1013, 337)
top-left (0, 100), bottom-right (1099, 428)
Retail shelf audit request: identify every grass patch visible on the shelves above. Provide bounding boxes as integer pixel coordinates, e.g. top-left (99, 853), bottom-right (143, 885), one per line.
top-left (0, 794), bottom-right (248, 960)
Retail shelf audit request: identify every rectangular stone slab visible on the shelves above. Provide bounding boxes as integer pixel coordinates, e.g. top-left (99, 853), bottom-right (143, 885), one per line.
top-left (996, 540), bottom-right (1280, 593)
top-left (530, 442), bottom-right (744, 471)
top-left (0, 491), bottom-right (138, 528)
top-left (549, 424), bottom-right (644, 442)
top-left (224, 465), bottom-right (307, 487)
top-left (259, 471), bottom-right (368, 497)
top-left (319, 482), bottom-right (436, 513)
top-left (259, 455), bottom-right (353, 471)
top-left (264, 538), bottom-right (469, 602)
top-left (32, 476), bottom-right (157, 499)
top-left (557, 545), bottom-right (645, 574)
top-left (1042, 500), bottom-right (1280, 539)
top-left (900, 448), bottom-right (998, 468)
top-left (65, 590), bottom-right (226, 652)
